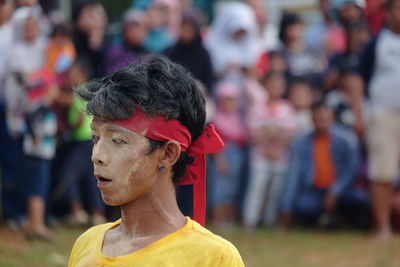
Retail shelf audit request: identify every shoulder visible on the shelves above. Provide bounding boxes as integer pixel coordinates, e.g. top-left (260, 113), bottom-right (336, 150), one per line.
top-left (186, 220), bottom-right (244, 266)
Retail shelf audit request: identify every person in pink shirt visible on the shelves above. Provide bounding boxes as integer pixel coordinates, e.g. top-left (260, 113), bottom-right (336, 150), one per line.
top-left (209, 82), bottom-right (247, 229)
top-left (243, 71), bottom-right (297, 231)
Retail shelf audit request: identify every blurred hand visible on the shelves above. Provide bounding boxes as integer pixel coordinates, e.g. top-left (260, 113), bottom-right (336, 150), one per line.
top-left (324, 194), bottom-right (337, 212)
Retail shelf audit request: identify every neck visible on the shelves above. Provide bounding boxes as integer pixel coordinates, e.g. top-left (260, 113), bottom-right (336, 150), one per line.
top-left (314, 129), bottom-right (329, 136)
top-left (119, 175), bottom-right (186, 238)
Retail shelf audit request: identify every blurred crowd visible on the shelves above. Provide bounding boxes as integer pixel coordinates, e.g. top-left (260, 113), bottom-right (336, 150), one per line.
top-left (0, 0), bottom-right (400, 242)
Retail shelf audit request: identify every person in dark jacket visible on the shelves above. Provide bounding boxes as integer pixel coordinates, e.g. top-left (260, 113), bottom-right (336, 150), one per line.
top-left (165, 8), bottom-right (214, 93)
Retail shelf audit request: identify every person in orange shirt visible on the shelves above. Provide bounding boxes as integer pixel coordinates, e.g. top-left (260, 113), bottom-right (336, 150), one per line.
top-left (280, 101), bottom-right (369, 230)
top-left (46, 23), bottom-right (76, 74)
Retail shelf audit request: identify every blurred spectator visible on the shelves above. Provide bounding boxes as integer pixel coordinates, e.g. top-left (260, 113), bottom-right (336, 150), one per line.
top-left (4, 12), bottom-right (57, 239)
top-left (209, 82), bottom-right (247, 229)
top-left (23, 72), bottom-right (57, 241)
top-left (72, 1), bottom-right (107, 78)
top-left (206, 2), bottom-right (260, 85)
top-left (165, 8), bottom-right (214, 92)
top-left (243, 72), bottom-right (297, 230)
top-left (305, 0), bottom-right (346, 59)
top-left (5, 13), bottom-right (46, 136)
top-left (280, 102), bottom-right (369, 230)
top-left (244, 0), bottom-right (279, 52)
top-left (358, 0), bottom-right (400, 241)
top-left (326, 71), bottom-right (368, 137)
top-left (55, 60), bottom-right (105, 226)
top-left (332, 0), bottom-right (366, 27)
top-left (153, 0), bottom-right (183, 38)
top-left (45, 23), bottom-right (76, 74)
top-left (325, 22), bottom-right (370, 91)
top-left (143, 0), bottom-right (175, 53)
top-left (288, 79), bottom-right (314, 133)
top-left (104, 9), bottom-right (148, 75)
top-left (0, 0), bottom-right (14, 98)
top-left (279, 13), bottom-right (326, 88)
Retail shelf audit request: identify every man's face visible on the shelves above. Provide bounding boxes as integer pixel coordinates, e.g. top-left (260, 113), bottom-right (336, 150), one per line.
top-left (312, 106), bottom-right (333, 133)
top-left (90, 120), bottom-right (160, 206)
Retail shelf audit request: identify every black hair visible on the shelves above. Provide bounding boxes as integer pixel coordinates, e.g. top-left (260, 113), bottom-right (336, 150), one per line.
top-left (75, 55), bottom-right (206, 184)
top-left (279, 12), bottom-right (303, 44)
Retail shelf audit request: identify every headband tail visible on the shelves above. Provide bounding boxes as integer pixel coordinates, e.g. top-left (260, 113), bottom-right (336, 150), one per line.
top-left (192, 155), bottom-right (206, 226)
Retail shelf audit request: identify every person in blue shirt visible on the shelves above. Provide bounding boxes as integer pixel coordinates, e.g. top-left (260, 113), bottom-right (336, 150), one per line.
top-left (280, 101), bottom-right (369, 229)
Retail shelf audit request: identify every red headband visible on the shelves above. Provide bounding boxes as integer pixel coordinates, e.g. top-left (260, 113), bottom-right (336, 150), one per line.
top-left (110, 108), bottom-right (224, 225)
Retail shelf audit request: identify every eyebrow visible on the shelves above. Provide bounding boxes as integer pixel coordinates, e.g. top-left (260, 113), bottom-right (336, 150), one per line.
top-left (90, 122), bottom-right (130, 134)
top-left (104, 124), bottom-right (130, 133)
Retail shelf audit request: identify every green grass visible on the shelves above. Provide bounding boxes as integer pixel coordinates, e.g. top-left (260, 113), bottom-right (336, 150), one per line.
top-left (0, 225), bottom-right (399, 267)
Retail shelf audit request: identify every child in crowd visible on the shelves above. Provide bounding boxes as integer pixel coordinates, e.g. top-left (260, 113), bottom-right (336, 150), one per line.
top-left (244, 71), bottom-right (297, 231)
top-left (55, 60), bottom-right (105, 226)
top-left (23, 71), bottom-right (57, 240)
top-left (325, 71), bottom-right (367, 138)
top-left (288, 79), bottom-right (314, 133)
top-left (209, 82), bottom-right (247, 229)
top-left (45, 23), bottom-right (76, 74)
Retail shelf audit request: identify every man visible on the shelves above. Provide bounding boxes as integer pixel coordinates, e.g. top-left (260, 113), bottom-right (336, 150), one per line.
top-left (280, 102), bottom-right (369, 229)
top-left (359, 0), bottom-right (400, 241)
top-left (68, 56), bottom-right (244, 266)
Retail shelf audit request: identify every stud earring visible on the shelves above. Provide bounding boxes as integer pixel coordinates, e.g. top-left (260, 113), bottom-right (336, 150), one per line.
top-left (159, 165), bottom-right (166, 172)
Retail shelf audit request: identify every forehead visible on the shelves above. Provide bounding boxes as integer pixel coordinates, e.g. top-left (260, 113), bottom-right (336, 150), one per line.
top-left (91, 120), bottom-right (141, 136)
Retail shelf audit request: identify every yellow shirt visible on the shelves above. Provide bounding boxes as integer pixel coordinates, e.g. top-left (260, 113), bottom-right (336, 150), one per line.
top-left (68, 217), bottom-right (244, 267)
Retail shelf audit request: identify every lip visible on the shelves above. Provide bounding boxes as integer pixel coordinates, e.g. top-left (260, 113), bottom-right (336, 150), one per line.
top-left (95, 173), bottom-right (113, 187)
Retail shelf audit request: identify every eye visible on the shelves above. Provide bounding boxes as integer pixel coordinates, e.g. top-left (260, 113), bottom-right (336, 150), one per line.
top-left (92, 135), bottom-right (100, 144)
top-left (112, 137), bottom-right (127, 145)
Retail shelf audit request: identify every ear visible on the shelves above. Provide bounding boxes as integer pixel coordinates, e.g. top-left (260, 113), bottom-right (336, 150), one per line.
top-left (159, 140), bottom-right (181, 170)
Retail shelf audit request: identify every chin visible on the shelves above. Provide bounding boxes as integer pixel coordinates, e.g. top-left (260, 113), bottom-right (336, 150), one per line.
top-left (101, 194), bottom-right (121, 207)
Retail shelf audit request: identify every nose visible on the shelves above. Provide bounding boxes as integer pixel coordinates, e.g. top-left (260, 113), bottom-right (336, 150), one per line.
top-left (91, 142), bottom-right (110, 166)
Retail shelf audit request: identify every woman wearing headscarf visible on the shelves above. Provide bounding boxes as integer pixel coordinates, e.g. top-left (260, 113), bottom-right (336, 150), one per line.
top-left (206, 2), bottom-right (261, 86)
top-left (72, 1), bottom-right (107, 78)
top-left (165, 8), bottom-right (214, 92)
top-left (103, 9), bottom-right (148, 75)
top-left (5, 11), bottom-right (57, 241)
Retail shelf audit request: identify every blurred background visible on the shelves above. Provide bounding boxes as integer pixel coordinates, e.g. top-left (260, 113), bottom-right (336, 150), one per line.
top-left (1, 0), bottom-right (400, 266)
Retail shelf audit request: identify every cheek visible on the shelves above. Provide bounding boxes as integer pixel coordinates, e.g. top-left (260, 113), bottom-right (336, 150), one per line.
top-left (112, 145), bottom-right (157, 203)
